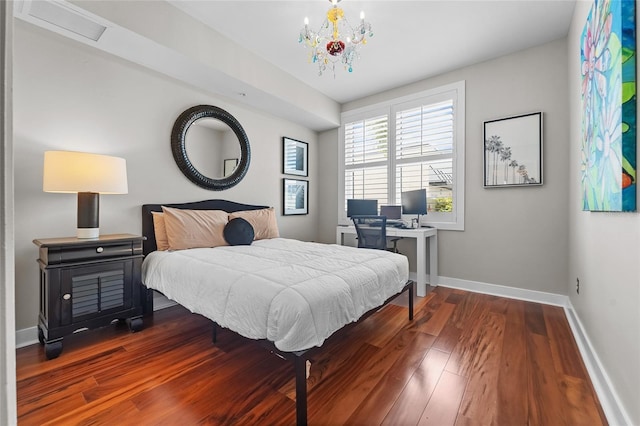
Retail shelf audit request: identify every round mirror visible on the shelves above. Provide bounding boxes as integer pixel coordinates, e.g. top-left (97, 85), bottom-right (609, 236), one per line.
top-left (171, 105), bottom-right (251, 190)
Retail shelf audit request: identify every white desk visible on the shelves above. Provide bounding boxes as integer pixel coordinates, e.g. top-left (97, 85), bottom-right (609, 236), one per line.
top-left (336, 225), bottom-right (438, 297)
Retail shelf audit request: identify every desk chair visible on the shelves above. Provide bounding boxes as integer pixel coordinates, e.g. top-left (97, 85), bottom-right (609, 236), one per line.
top-left (351, 216), bottom-right (402, 252)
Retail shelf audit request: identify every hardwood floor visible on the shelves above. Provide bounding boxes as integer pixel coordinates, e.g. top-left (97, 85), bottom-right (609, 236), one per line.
top-left (16, 286), bottom-right (607, 425)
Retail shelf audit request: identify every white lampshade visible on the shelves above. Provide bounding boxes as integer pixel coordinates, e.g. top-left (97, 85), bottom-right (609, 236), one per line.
top-left (43, 151), bottom-right (128, 194)
top-left (43, 151), bottom-right (128, 239)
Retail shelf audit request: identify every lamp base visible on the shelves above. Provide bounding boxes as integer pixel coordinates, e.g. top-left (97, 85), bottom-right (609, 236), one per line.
top-left (77, 192), bottom-right (99, 239)
top-left (77, 227), bottom-right (99, 239)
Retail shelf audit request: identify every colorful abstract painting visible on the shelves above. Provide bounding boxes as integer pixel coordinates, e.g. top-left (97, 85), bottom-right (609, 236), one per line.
top-left (581, 0), bottom-right (636, 211)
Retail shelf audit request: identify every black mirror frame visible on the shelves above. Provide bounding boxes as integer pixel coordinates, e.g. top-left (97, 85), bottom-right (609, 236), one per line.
top-left (171, 105), bottom-right (251, 191)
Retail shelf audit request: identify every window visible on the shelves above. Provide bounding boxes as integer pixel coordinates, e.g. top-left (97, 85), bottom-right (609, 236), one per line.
top-left (339, 81), bottom-right (465, 230)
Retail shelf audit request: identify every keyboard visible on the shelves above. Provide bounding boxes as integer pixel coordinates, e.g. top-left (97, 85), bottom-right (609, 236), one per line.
top-left (387, 220), bottom-right (405, 227)
top-left (368, 221), bottom-right (406, 228)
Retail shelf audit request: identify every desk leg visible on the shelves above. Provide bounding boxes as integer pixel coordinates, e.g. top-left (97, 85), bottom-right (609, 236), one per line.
top-left (416, 235), bottom-right (427, 297)
top-left (429, 233), bottom-right (438, 288)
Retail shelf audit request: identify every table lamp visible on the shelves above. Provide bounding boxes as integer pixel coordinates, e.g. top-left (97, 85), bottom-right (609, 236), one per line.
top-left (43, 151), bottom-right (128, 239)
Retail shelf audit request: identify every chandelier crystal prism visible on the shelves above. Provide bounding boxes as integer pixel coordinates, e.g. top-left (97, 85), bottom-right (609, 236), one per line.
top-left (299, 0), bottom-right (372, 76)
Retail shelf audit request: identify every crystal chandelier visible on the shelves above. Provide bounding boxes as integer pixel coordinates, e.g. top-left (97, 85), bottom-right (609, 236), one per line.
top-left (299, 0), bottom-right (372, 76)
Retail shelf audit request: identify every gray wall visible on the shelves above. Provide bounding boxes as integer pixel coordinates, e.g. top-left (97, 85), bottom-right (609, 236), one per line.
top-left (13, 21), bottom-right (318, 331)
top-left (568, 3), bottom-right (639, 424)
top-left (318, 39), bottom-right (571, 295)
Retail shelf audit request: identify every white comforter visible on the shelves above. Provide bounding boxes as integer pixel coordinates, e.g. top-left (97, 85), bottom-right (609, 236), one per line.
top-left (142, 238), bottom-right (409, 352)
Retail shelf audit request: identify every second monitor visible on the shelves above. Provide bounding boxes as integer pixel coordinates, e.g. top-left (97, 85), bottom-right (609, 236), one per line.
top-left (379, 205), bottom-right (402, 220)
top-left (401, 189), bottom-right (428, 224)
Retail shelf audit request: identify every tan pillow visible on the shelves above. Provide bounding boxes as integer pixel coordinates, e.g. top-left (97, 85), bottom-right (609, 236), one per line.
top-left (161, 206), bottom-right (229, 250)
top-left (229, 207), bottom-right (279, 240)
top-left (151, 212), bottom-right (169, 251)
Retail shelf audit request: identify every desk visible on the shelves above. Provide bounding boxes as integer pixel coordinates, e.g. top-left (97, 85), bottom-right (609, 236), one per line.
top-left (336, 226), bottom-right (437, 297)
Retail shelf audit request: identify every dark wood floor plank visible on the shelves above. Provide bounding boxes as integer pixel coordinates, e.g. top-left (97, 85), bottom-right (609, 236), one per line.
top-left (456, 311), bottom-right (505, 424)
top-left (347, 332), bottom-right (436, 425)
top-left (381, 348), bottom-right (450, 426)
top-left (444, 291), bottom-right (465, 305)
top-left (560, 374), bottom-right (608, 426)
top-left (18, 391), bottom-right (88, 426)
top-left (542, 304), bottom-right (588, 380)
top-left (417, 370), bottom-right (467, 426)
top-left (136, 350), bottom-right (291, 424)
top-left (448, 291), bottom-right (490, 330)
top-left (45, 346), bottom-right (220, 424)
top-left (65, 400), bottom-right (141, 426)
top-left (444, 301), bottom-right (492, 377)
top-left (16, 290), bottom-right (607, 426)
top-left (310, 329), bottom-right (420, 425)
top-left (490, 295), bottom-right (525, 326)
top-left (235, 387), bottom-right (296, 425)
top-left (524, 301), bottom-right (547, 336)
top-left (365, 303), bottom-right (416, 348)
top-left (418, 301), bottom-right (456, 336)
top-left (84, 337), bottom-right (219, 402)
top-left (496, 319), bottom-right (528, 425)
top-left (431, 322), bottom-right (462, 354)
top-left (17, 376), bottom-right (96, 419)
top-left (527, 332), bottom-right (572, 425)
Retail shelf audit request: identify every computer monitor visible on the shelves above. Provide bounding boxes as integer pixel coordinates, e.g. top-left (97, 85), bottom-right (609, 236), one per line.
top-left (347, 199), bottom-right (378, 217)
top-left (401, 189), bottom-right (427, 222)
top-left (380, 205), bottom-right (402, 220)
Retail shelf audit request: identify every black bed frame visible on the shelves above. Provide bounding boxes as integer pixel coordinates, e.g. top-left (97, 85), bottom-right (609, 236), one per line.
top-left (141, 199), bottom-right (414, 425)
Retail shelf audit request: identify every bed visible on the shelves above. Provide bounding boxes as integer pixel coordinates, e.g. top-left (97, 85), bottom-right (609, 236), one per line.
top-left (140, 199), bottom-right (414, 425)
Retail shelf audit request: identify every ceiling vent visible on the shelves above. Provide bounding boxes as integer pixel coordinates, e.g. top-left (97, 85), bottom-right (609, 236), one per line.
top-left (24, 0), bottom-right (106, 42)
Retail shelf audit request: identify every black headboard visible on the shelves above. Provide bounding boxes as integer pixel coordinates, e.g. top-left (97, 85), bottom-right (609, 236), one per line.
top-left (142, 199), bottom-right (269, 255)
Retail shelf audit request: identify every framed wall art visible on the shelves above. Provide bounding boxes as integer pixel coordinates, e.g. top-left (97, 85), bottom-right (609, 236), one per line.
top-left (223, 158), bottom-right (238, 177)
top-left (283, 137), bottom-right (308, 177)
top-left (581, 0), bottom-right (636, 211)
top-left (283, 178), bottom-right (308, 215)
top-left (484, 112), bottom-right (543, 188)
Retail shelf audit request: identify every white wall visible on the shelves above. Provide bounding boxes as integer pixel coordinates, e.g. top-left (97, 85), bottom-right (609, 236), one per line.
top-left (1, 1), bottom-right (17, 424)
top-left (319, 39), bottom-right (571, 295)
top-left (13, 21), bottom-right (319, 331)
top-left (567, 2), bottom-right (640, 424)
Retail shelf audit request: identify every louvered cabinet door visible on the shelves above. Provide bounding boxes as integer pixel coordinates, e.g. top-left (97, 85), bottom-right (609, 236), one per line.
top-left (59, 260), bottom-right (133, 325)
top-left (33, 234), bottom-right (145, 359)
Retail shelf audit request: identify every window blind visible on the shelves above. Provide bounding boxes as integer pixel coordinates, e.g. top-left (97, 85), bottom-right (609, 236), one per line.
top-left (395, 100), bottom-right (454, 209)
top-left (344, 114), bottom-right (389, 206)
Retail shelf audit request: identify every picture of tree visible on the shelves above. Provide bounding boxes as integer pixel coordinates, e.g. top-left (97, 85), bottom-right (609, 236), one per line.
top-left (483, 112), bottom-right (542, 187)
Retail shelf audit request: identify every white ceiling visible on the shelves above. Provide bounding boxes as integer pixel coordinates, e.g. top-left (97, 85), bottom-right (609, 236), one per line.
top-left (169, 0), bottom-right (577, 104)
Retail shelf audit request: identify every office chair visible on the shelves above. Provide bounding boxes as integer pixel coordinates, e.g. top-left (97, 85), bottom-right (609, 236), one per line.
top-left (351, 215), bottom-right (401, 252)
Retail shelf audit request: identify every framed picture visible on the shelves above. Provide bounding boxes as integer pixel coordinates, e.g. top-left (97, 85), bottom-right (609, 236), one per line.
top-left (223, 158), bottom-right (238, 177)
top-left (283, 178), bottom-right (308, 215)
top-left (283, 137), bottom-right (308, 177)
top-left (581, 0), bottom-right (636, 211)
top-left (483, 112), bottom-right (543, 188)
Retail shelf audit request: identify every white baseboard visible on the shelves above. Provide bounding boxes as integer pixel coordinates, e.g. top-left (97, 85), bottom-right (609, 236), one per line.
top-left (437, 275), bottom-right (568, 306)
top-left (15, 327), bottom-right (37, 349)
top-left (16, 294), bottom-right (177, 349)
top-left (435, 275), bottom-right (630, 426)
top-left (563, 300), bottom-right (632, 426)
top-left (153, 294), bottom-right (177, 311)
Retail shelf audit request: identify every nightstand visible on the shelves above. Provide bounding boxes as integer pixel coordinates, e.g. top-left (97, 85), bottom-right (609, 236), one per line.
top-left (33, 233), bottom-right (146, 359)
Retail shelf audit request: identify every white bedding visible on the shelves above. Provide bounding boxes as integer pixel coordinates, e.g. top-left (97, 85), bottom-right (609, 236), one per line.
top-left (142, 238), bottom-right (409, 352)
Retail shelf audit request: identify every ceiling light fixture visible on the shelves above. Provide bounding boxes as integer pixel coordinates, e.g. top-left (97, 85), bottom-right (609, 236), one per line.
top-left (299, 0), bottom-right (372, 76)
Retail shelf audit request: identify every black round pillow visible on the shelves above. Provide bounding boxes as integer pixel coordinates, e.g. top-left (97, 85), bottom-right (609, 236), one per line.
top-left (223, 217), bottom-right (255, 246)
